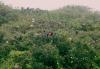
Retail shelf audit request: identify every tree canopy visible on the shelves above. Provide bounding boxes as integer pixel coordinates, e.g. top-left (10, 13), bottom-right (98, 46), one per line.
top-left (0, 2), bottom-right (100, 69)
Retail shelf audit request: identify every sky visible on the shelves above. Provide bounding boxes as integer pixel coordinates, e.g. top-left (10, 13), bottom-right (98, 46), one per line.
top-left (0, 0), bottom-right (100, 11)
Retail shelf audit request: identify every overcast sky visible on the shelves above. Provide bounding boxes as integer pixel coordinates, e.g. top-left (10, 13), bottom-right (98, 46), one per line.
top-left (0, 0), bottom-right (100, 11)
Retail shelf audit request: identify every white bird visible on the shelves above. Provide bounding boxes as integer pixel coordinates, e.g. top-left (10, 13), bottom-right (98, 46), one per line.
top-left (30, 24), bottom-right (34, 27)
top-left (68, 37), bottom-right (72, 41)
top-left (16, 25), bottom-right (20, 28)
top-left (6, 41), bottom-right (9, 43)
top-left (32, 18), bottom-right (35, 23)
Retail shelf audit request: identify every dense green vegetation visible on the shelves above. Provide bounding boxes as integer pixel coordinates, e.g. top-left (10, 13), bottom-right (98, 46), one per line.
top-left (0, 2), bottom-right (100, 69)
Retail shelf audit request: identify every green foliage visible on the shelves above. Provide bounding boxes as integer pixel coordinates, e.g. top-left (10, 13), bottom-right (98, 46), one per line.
top-left (0, 2), bottom-right (100, 69)
top-left (32, 44), bottom-right (59, 69)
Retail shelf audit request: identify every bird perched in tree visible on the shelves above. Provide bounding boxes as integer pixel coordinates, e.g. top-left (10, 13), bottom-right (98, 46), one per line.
top-left (47, 32), bottom-right (53, 36)
top-left (42, 31), bottom-right (54, 37)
